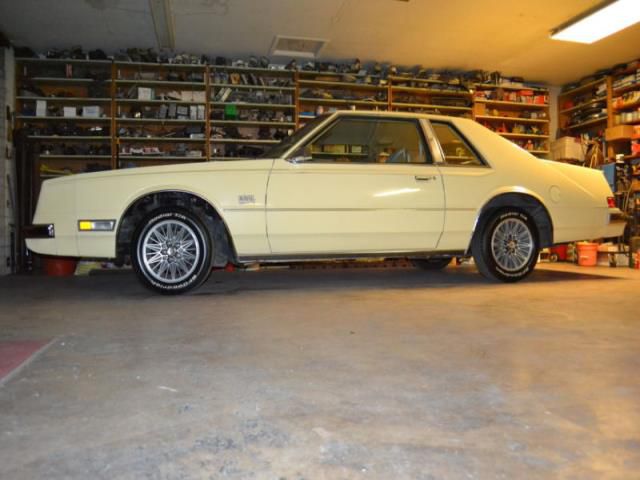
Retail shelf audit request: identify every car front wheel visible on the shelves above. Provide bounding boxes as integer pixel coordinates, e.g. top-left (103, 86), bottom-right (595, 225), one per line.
top-left (132, 209), bottom-right (212, 294)
top-left (472, 210), bottom-right (538, 282)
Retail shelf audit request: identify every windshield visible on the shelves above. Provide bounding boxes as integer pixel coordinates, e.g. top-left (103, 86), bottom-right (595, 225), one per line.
top-left (259, 114), bottom-right (330, 158)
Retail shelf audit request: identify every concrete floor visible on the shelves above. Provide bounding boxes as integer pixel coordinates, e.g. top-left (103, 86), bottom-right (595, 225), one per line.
top-left (0, 263), bottom-right (639, 479)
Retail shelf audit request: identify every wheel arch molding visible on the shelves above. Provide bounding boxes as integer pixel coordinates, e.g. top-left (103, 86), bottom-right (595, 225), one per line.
top-left (469, 191), bottom-right (554, 252)
top-left (115, 189), bottom-right (237, 267)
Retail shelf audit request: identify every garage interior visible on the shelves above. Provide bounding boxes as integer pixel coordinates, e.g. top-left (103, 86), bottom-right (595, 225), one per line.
top-left (0, 0), bottom-right (640, 478)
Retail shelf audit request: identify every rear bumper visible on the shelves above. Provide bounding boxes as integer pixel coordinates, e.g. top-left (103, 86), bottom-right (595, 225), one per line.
top-left (24, 224), bottom-right (55, 239)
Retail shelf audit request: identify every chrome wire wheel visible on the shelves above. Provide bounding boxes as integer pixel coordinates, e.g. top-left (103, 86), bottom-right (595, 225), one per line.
top-left (490, 217), bottom-right (534, 272)
top-left (141, 219), bottom-right (201, 284)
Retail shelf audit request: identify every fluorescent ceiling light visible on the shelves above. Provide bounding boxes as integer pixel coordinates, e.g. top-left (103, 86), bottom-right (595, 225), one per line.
top-left (551, 0), bottom-right (640, 44)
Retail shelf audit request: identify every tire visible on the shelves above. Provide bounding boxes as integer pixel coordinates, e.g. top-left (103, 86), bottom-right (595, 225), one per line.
top-left (411, 257), bottom-right (452, 270)
top-left (132, 208), bottom-right (212, 294)
top-left (472, 210), bottom-right (539, 283)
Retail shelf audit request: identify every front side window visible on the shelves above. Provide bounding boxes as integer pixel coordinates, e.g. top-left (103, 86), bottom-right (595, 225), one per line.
top-left (430, 122), bottom-right (484, 167)
top-left (298, 117), bottom-right (431, 164)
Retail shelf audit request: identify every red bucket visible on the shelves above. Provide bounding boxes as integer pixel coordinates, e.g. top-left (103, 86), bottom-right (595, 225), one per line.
top-left (42, 256), bottom-right (77, 276)
top-left (577, 243), bottom-right (598, 267)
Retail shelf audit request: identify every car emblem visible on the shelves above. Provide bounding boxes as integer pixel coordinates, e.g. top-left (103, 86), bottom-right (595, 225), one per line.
top-left (238, 194), bottom-right (256, 205)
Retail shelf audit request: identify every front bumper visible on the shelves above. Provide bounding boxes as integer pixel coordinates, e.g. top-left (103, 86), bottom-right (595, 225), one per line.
top-left (24, 224), bottom-right (55, 239)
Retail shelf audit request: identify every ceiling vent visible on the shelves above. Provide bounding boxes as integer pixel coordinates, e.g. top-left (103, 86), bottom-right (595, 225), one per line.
top-left (270, 35), bottom-right (328, 58)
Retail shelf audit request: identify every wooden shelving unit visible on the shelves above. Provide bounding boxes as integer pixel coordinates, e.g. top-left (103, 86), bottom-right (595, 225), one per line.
top-left (16, 57), bottom-right (556, 189)
top-left (208, 64), bottom-right (295, 159)
top-left (472, 83), bottom-right (550, 156)
top-left (557, 77), bottom-right (609, 138)
top-left (388, 75), bottom-right (472, 116)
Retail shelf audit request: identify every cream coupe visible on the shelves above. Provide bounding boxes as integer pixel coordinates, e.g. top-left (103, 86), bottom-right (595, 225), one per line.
top-left (26, 111), bottom-right (625, 294)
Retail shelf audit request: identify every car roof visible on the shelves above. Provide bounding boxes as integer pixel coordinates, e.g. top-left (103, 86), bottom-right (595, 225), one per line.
top-left (327, 109), bottom-right (464, 123)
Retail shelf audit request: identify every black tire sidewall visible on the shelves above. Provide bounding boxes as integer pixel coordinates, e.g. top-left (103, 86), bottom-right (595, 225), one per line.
top-left (480, 210), bottom-right (538, 282)
top-left (132, 209), bottom-right (212, 294)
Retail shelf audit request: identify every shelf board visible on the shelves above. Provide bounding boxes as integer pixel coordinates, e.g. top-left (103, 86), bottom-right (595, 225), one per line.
top-left (388, 75), bottom-right (450, 85)
top-left (560, 78), bottom-right (607, 98)
top-left (529, 150), bottom-right (550, 154)
top-left (118, 137), bottom-right (206, 142)
top-left (116, 98), bottom-right (205, 105)
top-left (16, 96), bottom-right (111, 103)
top-left (615, 118), bottom-right (640, 126)
top-left (613, 100), bottom-right (640, 112)
top-left (16, 57), bottom-right (111, 65)
top-left (498, 132), bottom-right (549, 139)
top-left (119, 155), bottom-right (205, 161)
top-left (115, 61), bottom-right (206, 69)
top-left (473, 82), bottom-right (548, 93)
top-left (210, 156), bottom-right (252, 161)
top-left (474, 115), bottom-right (549, 124)
top-left (299, 98), bottom-right (387, 107)
top-left (39, 154), bottom-right (112, 160)
top-left (211, 120), bottom-right (295, 127)
top-left (392, 86), bottom-right (471, 97)
top-left (210, 101), bottom-right (295, 110)
top-left (474, 99), bottom-right (549, 108)
top-left (298, 79), bottom-right (386, 91)
top-left (209, 138), bottom-right (279, 144)
top-left (613, 82), bottom-right (640, 95)
top-left (17, 115), bottom-right (111, 122)
top-left (211, 83), bottom-right (295, 92)
top-left (560, 97), bottom-right (607, 114)
top-left (28, 135), bottom-right (110, 141)
top-left (565, 116), bottom-right (608, 130)
top-left (211, 65), bottom-right (294, 76)
top-left (300, 70), bottom-right (379, 79)
top-left (116, 118), bottom-right (205, 124)
top-left (392, 102), bottom-right (471, 112)
top-left (29, 77), bottom-right (105, 84)
top-left (115, 79), bottom-right (205, 88)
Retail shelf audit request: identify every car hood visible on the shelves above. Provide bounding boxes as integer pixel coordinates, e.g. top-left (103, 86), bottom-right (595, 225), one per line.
top-left (45, 158), bottom-right (275, 184)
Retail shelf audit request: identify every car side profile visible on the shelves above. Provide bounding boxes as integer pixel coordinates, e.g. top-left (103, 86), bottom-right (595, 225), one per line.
top-left (26, 111), bottom-right (625, 294)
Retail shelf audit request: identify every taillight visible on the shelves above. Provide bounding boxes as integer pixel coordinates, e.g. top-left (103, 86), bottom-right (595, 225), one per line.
top-left (607, 196), bottom-right (616, 208)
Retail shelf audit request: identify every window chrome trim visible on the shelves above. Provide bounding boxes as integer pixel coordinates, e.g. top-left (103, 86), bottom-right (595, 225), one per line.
top-left (427, 120), bottom-right (492, 169)
top-left (287, 114), bottom-right (435, 166)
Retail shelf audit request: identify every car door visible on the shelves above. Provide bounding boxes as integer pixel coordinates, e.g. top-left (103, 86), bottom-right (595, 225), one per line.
top-left (266, 115), bottom-right (445, 255)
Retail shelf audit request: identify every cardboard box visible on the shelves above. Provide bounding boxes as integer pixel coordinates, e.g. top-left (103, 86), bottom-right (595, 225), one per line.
top-left (606, 125), bottom-right (635, 141)
top-left (551, 137), bottom-right (584, 161)
top-left (138, 87), bottom-right (154, 100)
top-left (472, 103), bottom-right (486, 116)
top-left (35, 100), bottom-right (47, 117)
top-left (82, 106), bottom-right (102, 118)
top-left (63, 106), bottom-right (77, 118)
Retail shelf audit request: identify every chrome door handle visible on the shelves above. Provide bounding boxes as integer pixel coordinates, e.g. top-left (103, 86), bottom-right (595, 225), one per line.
top-left (415, 175), bottom-right (437, 181)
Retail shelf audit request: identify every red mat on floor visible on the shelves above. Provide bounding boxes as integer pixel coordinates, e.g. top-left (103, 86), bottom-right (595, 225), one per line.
top-left (0, 340), bottom-right (50, 382)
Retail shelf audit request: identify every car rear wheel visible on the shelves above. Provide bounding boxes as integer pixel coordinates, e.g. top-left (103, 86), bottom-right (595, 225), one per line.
top-left (472, 210), bottom-right (538, 282)
top-left (132, 208), bottom-right (212, 294)
top-left (411, 257), bottom-right (452, 270)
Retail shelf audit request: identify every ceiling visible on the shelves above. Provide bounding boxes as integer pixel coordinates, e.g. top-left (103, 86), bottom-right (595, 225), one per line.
top-left (1, 0), bottom-right (639, 85)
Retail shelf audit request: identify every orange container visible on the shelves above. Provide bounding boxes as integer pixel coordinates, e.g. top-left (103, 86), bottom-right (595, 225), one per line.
top-left (42, 256), bottom-right (77, 276)
top-left (577, 243), bottom-right (598, 267)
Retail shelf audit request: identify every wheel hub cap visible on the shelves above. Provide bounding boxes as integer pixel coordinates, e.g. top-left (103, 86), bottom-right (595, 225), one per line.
top-left (490, 218), bottom-right (534, 272)
top-left (141, 219), bottom-right (201, 284)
